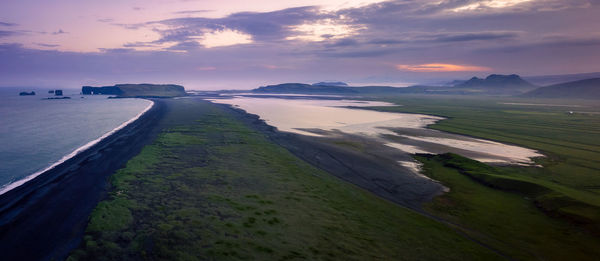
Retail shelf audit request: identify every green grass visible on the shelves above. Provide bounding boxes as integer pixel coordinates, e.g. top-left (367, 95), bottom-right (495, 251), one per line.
top-left (361, 95), bottom-right (600, 260)
top-left (417, 153), bottom-right (600, 260)
top-left (68, 99), bottom-right (500, 260)
top-left (367, 96), bottom-right (600, 204)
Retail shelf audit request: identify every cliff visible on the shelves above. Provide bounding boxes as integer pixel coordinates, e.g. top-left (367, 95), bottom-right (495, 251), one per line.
top-left (82, 84), bottom-right (186, 98)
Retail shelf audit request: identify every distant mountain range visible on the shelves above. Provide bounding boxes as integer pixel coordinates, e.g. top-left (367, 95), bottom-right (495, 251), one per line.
top-left (524, 72), bottom-right (600, 86)
top-left (522, 78), bottom-right (600, 99)
top-left (251, 74), bottom-right (599, 99)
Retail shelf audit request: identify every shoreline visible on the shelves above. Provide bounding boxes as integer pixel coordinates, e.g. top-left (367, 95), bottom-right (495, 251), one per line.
top-left (0, 99), bottom-right (166, 261)
top-left (0, 99), bottom-right (155, 196)
top-left (211, 101), bottom-right (447, 210)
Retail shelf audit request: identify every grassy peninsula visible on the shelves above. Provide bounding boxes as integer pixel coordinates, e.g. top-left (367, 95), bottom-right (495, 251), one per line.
top-left (69, 99), bottom-right (500, 260)
top-left (82, 84), bottom-right (186, 98)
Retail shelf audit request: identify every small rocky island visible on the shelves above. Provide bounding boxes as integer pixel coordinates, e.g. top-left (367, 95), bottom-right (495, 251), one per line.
top-left (19, 91), bottom-right (36, 96)
top-left (82, 84), bottom-right (186, 98)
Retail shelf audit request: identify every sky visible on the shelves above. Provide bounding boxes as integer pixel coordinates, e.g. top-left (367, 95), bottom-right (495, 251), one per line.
top-left (1, 0), bottom-right (599, 90)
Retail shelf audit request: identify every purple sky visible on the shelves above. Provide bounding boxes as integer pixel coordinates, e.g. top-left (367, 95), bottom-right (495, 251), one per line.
top-left (1, 0), bottom-right (599, 90)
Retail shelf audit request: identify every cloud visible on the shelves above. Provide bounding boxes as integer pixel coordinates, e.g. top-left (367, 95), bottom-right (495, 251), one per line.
top-left (193, 29), bottom-right (253, 48)
top-left (451, 0), bottom-right (535, 12)
top-left (0, 21), bottom-right (17, 27)
top-left (396, 63), bottom-right (492, 72)
top-left (35, 43), bottom-right (60, 48)
top-left (0, 30), bottom-right (17, 38)
top-left (52, 29), bottom-right (67, 35)
top-left (285, 19), bottom-right (365, 42)
top-left (173, 10), bottom-right (212, 15)
top-left (426, 31), bottom-right (520, 42)
top-left (116, 6), bottom-right (330, 51)
top-left (97, 18), bottom-right (114, 23)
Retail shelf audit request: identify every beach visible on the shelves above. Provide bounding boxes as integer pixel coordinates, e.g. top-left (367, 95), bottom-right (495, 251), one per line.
top-left (0, 99), bottom-right (165, 260)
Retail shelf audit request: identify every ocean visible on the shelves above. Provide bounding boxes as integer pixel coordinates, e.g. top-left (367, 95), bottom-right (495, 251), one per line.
top-left (0, 88), bottom-right (153, 194)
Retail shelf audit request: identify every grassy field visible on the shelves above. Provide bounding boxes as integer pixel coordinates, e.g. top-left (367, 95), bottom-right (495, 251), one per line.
top-left (68, 99), bottom-right (501, 260)
top-left (365, 95), bottom-right (600, 260)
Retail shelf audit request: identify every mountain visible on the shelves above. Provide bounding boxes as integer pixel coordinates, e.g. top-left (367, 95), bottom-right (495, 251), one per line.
top-left (522, 78), bottom-right (600, 99)
top-left (252, 75), bottom-right (541, 96)
top-left (82, 84), bottom-right (186, 97)
top-left (312, 81), bottom-right (348, 86)
top-left (455, 74), bottom-right (535, 89)
top-left (253, 83), bottom-right (358, 94)
top-left (524, 72), bottom-right (600, 86)
top-left (450, 74), bottom-right (537, 95)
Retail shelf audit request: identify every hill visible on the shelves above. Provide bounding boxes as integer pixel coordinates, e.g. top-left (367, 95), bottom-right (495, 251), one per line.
top-left (522, 78), bottom-right (600, 99)
top-left (312, 81), bottom-right (348, 86)
top-left (524, 72), bottom-right (600, 86)
top-left (82, 84), bottom-right (186, 98)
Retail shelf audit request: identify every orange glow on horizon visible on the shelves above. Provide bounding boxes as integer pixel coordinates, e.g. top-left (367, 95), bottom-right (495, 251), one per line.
top-left (395, 63), bottom-right (492, 72)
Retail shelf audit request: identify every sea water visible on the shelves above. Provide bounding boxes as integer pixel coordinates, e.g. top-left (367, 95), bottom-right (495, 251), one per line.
top-left (0, 88), bottom-right (153, 194)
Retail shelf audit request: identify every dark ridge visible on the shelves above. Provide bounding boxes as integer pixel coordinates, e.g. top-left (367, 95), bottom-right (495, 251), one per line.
top-left (522, 78), bottom-right (600, 99)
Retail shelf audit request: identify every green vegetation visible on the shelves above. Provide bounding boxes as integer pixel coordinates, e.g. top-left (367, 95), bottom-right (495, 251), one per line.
top-left (417, 153), bottom-right (600, 260)
top-left (117, 84), bottom-right (186, 98)
top-left (69, 100), bottom-right (500, 260)
top-left (365, 95), bottom-right (600, 260)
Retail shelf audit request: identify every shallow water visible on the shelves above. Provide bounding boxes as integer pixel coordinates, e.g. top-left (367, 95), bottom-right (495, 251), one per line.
top-left (209, 96), bottom-right (543, 166)
top-left (0, 88), bottom-right (152, 193)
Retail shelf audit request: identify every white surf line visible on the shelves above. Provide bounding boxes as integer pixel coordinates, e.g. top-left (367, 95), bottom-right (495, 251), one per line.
top-left (0, 100), bottom-right (155, 195)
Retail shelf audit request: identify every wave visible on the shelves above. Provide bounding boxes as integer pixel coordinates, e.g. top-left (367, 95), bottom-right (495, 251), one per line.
top-left (0, 100), bottom-right (155, 195)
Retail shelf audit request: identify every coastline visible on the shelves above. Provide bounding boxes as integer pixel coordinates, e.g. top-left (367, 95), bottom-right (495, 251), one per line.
top-left (0, 99), bottom-right (165, 261)
top-left (212, 101), bottom-right (447, 210)
top-left (0, 99), bottom-right (155, 196)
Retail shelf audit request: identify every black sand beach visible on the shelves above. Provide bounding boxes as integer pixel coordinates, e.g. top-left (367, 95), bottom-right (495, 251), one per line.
top-left (0, 100), bottom-right (166, 260)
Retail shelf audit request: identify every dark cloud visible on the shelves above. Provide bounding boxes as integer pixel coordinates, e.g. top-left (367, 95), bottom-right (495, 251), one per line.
top-left (0, 21), bottom-right (17, 26)
top-left (35, 43), bottom-right (60, 48)
top-left (326, 38), bottom-right (360, 47)
top-left (480, 36), bottom-right (600, 53)
top-left (0, 30), bottom-right (17, 38)
top-left (165, 41), bottom-right (201, 51)
top-left (155, 6), bottom-right (326, 42)
top-left (427, 31), bottom-right (519, 42)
